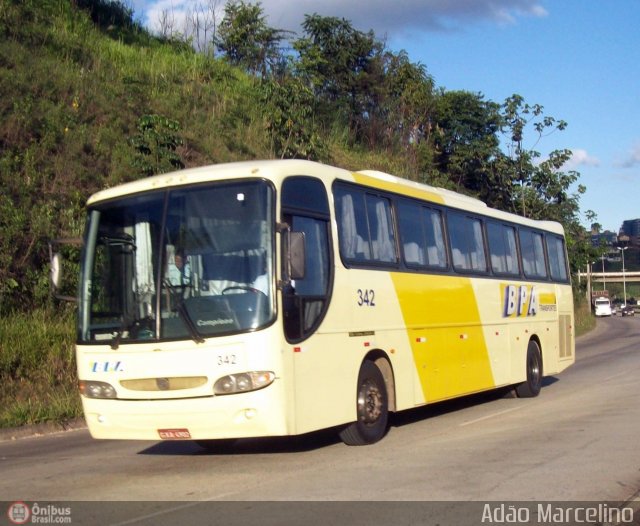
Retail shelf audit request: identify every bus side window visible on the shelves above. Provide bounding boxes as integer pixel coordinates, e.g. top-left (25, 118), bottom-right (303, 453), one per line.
top-left (366, 195), bottom-right (397, 263)
top-left (487, 222), bottom-right (520, 276)
top-left (448, 212), bottom-right (487, 273)
top-left (335, 186), bottom-right (397, 265)
top-left (546, 235), bottom-right (568, 282)
top-left (336, 189), bottom-right (371, 262)
top-left (520, 229), bottom-right (548, 279)
top-left (398, 200), bottom-right (447, 270)
top-left (282, 215), bottom-right (331, 341)
top-left (281, 176), bottom-right (332, 342)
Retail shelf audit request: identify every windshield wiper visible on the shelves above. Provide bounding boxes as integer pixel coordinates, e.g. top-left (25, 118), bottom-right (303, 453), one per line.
top-left (163, 279), bottom-right (205, 344)
top-left (176, 301), bottom-right (205, 344)
top-left (99, 233), bottom-right (136, 248)
top-left (111, 316), bottom-right (135, 350)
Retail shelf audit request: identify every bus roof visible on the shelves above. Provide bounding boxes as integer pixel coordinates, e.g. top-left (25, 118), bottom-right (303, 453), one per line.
top-left (87, 159), bottom-right (565, 235)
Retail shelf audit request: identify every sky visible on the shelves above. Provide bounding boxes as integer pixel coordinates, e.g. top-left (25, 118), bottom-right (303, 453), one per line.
top-left (130, 0), bottom-right (640, 233)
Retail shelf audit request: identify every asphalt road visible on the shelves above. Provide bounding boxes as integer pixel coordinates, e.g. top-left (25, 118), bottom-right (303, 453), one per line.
top-left (1, 316), bottom-right (640, 524)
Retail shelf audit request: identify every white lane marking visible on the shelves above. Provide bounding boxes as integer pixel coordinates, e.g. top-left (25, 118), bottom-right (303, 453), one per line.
top-left (459, 406), bottom-right (525, 427)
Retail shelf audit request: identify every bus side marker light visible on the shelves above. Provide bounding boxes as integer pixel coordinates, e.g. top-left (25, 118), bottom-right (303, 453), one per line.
top-left (416, 337), bottom-right (427, 343)
top-left (460, 334), bottom-right (468, 340)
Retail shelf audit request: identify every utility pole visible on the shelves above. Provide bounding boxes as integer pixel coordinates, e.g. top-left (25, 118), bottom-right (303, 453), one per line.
top-left (618, 246), bottom-right (628, 306)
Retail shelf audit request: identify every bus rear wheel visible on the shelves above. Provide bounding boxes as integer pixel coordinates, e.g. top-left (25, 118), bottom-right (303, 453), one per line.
top-left (339, 360), bottom-right (389, 445)
top-left (515, 340), bottom-right (543, 398)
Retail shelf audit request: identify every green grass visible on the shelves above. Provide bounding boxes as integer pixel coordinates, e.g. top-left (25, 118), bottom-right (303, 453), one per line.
top-left (574, 297), bottom-right (596, 338)
top-left (0, 308), bottom-right (81, 428)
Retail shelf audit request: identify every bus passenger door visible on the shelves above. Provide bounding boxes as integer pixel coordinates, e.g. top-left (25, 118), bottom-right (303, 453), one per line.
top-left (280, 176), bottom-right (345, 433)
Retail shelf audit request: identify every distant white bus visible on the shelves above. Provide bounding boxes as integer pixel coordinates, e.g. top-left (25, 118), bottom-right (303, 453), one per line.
top-left (594, 297), bottom-right (612, 317)
top-left (57, 160), bottom-right (575, 446)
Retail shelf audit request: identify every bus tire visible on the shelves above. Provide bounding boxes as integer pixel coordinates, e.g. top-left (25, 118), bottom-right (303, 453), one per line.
top-left (515, 340), bottom-right (543, 398)
top-left (339, 360), bottom-right (389, 446)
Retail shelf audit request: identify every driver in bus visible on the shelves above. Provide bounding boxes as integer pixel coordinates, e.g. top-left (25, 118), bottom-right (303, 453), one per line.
top-left (167, 251), bottom-right (191, 288)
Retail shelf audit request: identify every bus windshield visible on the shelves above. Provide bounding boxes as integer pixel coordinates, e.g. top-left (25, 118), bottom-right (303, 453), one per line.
top-left (79, 180), bottom-right (274, 345)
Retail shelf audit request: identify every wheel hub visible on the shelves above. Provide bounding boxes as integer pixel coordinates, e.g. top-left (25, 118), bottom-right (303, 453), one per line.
top-left (358, 379), bottom-right (383, 425)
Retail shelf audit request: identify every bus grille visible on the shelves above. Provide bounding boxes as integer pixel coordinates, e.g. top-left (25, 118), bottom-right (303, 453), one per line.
top-left (120, 376), bottom-right (208, 391)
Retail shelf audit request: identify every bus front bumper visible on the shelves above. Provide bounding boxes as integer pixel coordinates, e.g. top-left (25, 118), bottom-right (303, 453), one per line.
top-left (81, 389), bottom-right (288, 441)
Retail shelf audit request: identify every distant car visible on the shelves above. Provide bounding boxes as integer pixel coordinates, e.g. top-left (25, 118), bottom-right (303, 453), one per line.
top-left (621, 304), bottom-right (635, 317)
top-left (593, 298), bottom-right (612, 317)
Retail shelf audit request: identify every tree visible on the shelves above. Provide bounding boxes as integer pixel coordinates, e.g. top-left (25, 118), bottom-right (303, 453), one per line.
top-left (430, 91), bottom-right (502, 200)
top-left (293, 14), bottom-right (383, 134)
top-left (381, 50), bottom-right (435, 149)
top-left (216, 0), bottom-right (288, 77)
top-left (260, 75), bottom-right (327, 160)
top-left (495, 95), bottom-right (594, 277)
top-left (499, 94), bottom-right (568, 218)
top-left (185, 0), bottom-right (221, 56)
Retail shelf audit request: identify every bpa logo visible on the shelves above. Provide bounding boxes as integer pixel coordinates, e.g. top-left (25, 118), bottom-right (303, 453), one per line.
top-left (503, 284), bottom-right (539, 317)
top-left (7, 501), bottom-right (30, 525)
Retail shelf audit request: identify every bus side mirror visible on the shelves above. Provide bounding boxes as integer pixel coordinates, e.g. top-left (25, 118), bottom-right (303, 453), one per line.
top-left (289, 231), bottom-right (306, 280)
top-left (50, 252), bottom-right (62, 290)
top-left (48, 238), bottom-right (83, 302)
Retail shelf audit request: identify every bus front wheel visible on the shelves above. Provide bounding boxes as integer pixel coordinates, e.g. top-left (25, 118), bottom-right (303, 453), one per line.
top-left (339, 360), bottom-right (389, 445)
top-left (515, 340), bottom-right (543, 398)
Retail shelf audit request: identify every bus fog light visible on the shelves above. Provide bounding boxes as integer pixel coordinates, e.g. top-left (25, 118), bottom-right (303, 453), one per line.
top-left (214, 371), bottom-right (275, 395)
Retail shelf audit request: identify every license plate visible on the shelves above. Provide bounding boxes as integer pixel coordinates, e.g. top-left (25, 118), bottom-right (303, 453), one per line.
top-left (158, 428), bottom-right (192, 440)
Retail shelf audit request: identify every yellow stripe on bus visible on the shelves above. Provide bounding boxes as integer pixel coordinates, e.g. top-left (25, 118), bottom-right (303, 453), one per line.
top-left (539, 292), bottom-right (557, 305)
top-left (353, 173), bottom-right (446, 204)
top-left (391, 272), bottom-right (495, 402)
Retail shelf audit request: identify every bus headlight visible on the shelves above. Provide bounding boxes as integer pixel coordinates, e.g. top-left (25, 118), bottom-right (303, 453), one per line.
top-left (213, 371), bottom-right (275, 395)
top-left (79, 380), bottom-right (118, 399)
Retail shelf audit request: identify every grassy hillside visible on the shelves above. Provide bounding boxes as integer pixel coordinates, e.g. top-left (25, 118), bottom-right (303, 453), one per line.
top-left (0, 0), bottom-right (269, 426)
top-left (1, 0), bottom-right (274, 312)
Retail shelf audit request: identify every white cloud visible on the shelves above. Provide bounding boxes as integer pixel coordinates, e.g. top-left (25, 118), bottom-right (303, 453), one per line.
top-left (566, 149), bottom-right (600, 170)
top-left (137, 0), bottom-right (547, 38)
top-left (263, 0), bottom-right (548, 35)
top-left (618, 142), bottom-right (640, 169)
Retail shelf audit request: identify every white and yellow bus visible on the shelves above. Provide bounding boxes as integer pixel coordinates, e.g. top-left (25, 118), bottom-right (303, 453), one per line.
top-left (66, 160), bottom-right (574, 446)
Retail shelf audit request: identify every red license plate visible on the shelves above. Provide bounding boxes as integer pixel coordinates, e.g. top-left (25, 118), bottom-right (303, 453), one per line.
top-left (158, 428), bottom-right (192, 440)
